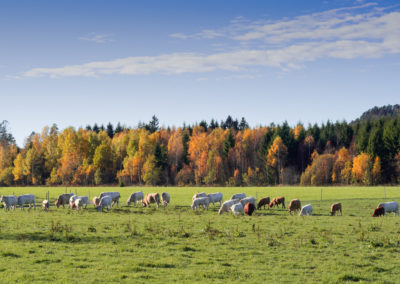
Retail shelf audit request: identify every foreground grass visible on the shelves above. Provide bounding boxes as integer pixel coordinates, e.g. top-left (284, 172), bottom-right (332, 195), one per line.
top-left (0, 186), bottom-right (400, 283)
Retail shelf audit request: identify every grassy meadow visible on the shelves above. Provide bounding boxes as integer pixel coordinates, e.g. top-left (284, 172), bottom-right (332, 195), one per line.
top-left (0, 186), bottom-right (400, 283)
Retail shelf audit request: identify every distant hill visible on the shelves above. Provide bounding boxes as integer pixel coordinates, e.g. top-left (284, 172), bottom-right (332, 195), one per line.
top-left (354, 104), bottom-right (400, 123)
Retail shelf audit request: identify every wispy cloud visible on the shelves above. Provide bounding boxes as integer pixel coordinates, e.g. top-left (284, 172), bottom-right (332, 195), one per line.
top-left (79, 33), bottom-right (114, 43)
top-left (24, 3), bottom-right (400, 78)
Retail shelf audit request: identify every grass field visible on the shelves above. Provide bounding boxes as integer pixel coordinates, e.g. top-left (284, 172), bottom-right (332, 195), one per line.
top-left (1, 186), bottom-right (400, 283)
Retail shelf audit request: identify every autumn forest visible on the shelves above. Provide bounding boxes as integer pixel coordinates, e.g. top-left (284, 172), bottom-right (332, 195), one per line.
top-left (1, 105), bottom-right (400, 187)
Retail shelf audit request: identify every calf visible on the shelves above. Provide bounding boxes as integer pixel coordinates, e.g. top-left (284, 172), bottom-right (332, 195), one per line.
top-left (99, 192), bottom-right (120, 207)
top-left (42, 200), bottom-right (49, 211)
top-left (92, 197), bottom-right (100, 207)
top-left (142, 193), bottom-right (160, 208)
top-left (330, 203), bottom-right (342, 216)
top-left (288, 199), bottom-right (301, 215)
top-left (372, 206), bottom-right (385, 217)
top-left (192, 192), bottom-right (207, 201)
top-left (126, 191), bottom-right (144, 206)
top-left (230, 203), bottom-right (244, 216)
top-left (161, 192), bottom-right (170, 207)
top-left (299, 204), bottom-right (313, 216)
top-left (257, 197), bottom-right (270, 210)
top-left (191, 197), bottom-right (210, 210)
top-left (218, 199), bottom-right (240, 215)
top-left (244, 203), bottom-right (256, 216)
top-left (97, 196), bottom-right (112, 211)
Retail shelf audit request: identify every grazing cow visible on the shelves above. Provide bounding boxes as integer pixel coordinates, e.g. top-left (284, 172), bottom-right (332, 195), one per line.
top-left (17, 194), bottom-right (36, 210)
top-left (244, 203), bottom-right (256, 216)
top-left (240, 197), bottom-right (256, 208)
top-left (92, 197), bottom-right (100, 207)
top-left (207, 192), bottom-right (223, 207)
top-left (230, 203), bottom-right (244, 216)
top-left (99, 192), bottom-right (120, 207)
top-left (330, 203), bottom-right (342, 216)
top-left (269, 196), bottom-right (285, 208)
top-left (257, 197), bottom-right (270, 210)
top-left (97, 196), bottom-right (112, 211)
top-left (69, 195), bottom-right (89, 209)
top-left (72, 198), bottom-right (84, 210)
top-left (288, 199), bottom-right (301, 215)
top-left (142, 193), bottom-right (160, 208)
top-left (126, 191), bottom-right (144, 206)
top-left (377, 201), bottom-right (399, 216)
top-left (1, 195), bottom-right (17, 211)
top-left (218, 199), bottom-right (240, 215)
top-left (55, 193), bottom-right (74, 208)
top-left (231, 193), bottom-right (246, 201)
top-left (161, 192), bottom-right (170, 207)
top-left (42, 200), bottom-right (49, 211)
top-left (192, 192), bottom-right (207, 201)
top-left (299, 204), bottom-right (313, 216)
top-left (191, 197), bottom-right (210, 210)
top-left (372, 206), bottom-right (385, 217)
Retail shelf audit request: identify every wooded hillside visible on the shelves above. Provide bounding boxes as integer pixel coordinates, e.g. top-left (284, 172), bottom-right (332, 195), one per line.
top-left (1, 105), bottom-right (400, 186)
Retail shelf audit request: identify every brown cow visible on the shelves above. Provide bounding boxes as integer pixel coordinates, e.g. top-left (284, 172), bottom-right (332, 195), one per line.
top-left (244, 203), bottom-right (256, 216)
top-left (330, 203), bottom-right (342, 216)
top-left (142, 193), bottom-right (160, 208)
top-left (372, 206), bottom-right (384, 217)
top-left (269, 196), bottom-right (285, 208)
top-left (257, 197), bottom-right (270, 210)
top-left (54, 193), bottom-right (74, 208)
top-left (288, 199), bottom-right (301, 214)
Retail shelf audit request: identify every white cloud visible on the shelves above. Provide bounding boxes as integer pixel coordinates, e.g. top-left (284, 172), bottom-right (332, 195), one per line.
top-left (79, 33), bottom-right (114, 43)
top-left (23, 3), bottom-right (400, 78)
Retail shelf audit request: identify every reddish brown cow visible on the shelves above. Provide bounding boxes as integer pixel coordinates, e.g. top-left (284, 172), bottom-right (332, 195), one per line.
top-left (92, 197), bottom-right (100, 207)
top-left (330, 203), bottom-right (342, 216)
top-left (142, 193), bottom-right (160, 208)
top-left (288, 199), bottom-right (301, 214)
top-left (269, 196), bottom-right (285, 208)
top-left (257, 197), bottom-right (270, 210)
top-left (372, 206), bottom-right (385, 217)
top-left (244, 203), bottom-right (256, 216)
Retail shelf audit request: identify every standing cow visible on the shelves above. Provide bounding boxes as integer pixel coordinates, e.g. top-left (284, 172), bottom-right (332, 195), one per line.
top-left (17, 194), bottom-right (36, 210)
top-left (55, 193), bottom-right (74, 208)
top-left (257, 197), bottom-right (270, 210)
top-left (288, 199), bottom-right (301, 215)
top-left (126, 191), bottom-right (144, 206)
top-left (161, 192), bottom-right (170, 207)
top-left (330, 203), bottom-right (342, 216)
top-left (244, 203), bottom-right (256, 216)
top-left (142, 193), bottom-right (160, 208)
top-left (99, 192), bottom-right (120, 207)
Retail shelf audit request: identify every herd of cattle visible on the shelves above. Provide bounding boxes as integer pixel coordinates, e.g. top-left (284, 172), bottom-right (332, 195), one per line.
top-left (0, 191), bottom-right (399, 217)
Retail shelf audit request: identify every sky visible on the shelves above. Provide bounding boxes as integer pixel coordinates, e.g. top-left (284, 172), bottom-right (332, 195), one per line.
top-left (1, 0), bottom-right (400, 146)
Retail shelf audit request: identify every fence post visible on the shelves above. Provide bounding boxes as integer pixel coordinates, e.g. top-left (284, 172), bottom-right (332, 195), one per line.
top-left (320, 188), bottom-right (322, 202)
top-left (384, 186), bottom-right (386, 199)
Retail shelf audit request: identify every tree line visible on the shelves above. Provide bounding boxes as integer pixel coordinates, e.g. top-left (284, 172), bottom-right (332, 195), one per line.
top-left (0, 111), bottom-right (399, 187)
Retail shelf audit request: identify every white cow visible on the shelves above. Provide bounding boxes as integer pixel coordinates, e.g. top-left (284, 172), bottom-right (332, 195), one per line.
top-left (99, 192), bottom-right (120, 207)
top-left (161, 192), bottom-right (170, 207)
top-left (126, 191), bottom-right (144, 206)
top-left (299, 204), bottom-right (313, 216)
top-left (73, 198), bottom-right (84, 210)
top-left (378, 201), bottom-right (399, 216)
top-left (218, 199), bottom-right (240, 215)
top-left (230, 203), bottom-right (244, 216)
top-left (42, 200), bottom-right (49, 211)
top-left (191, 197), bottom-right (210, 210)
top-left (69, 195), bottom-right (89, 209)
top-left (208, 192), bottom-right (223, 207)
top-left (97, 196), bottom-right (113, 211)
top-left (17, 194), bottom-right (36, 210)
top-left (192, 192), bottom-right (207, 201)
top-left (1, 195), bottom-right (17, 211)
top-left (240, 196), bottom-right (256, 208)
top-left (231, 193), bottom-right (246, 200)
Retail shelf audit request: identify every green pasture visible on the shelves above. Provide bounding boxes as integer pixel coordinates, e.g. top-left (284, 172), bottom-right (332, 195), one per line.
top-left (0, 186), bottom-right (400, 283)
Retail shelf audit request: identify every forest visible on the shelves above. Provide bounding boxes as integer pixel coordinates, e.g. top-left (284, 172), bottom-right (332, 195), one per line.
top-left (0, 105), bottom-right (400, 187)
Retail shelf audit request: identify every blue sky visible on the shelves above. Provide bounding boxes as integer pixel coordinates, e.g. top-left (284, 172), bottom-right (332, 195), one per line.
top-left (1, 0), bottom-right (400, 146)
